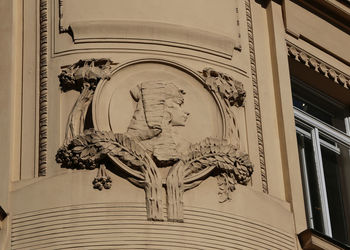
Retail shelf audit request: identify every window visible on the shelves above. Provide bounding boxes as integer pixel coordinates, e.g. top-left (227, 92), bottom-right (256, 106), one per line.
top-left (292, 76), bottom-right (350, 245)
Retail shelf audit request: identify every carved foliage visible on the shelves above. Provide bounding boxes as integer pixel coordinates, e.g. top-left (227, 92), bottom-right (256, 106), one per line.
top-left (183, 138), bottom-right (253, 202)
top-left (57, 64), bottom-right (253, 222)
top-left (56, 129), bottom-right (163, 221)
top-left (59, 59), bottom-right (113, 144)
top-left (56, 130), bottom-right (253, 220)
top-left (202, 68), bottom-right (246, 147)
top-left (203, 68), bottom-right (246, 107)
top-left (56, 129), bottom-right (153, 176)
top-left (59, 58), bottom-right (112, 92)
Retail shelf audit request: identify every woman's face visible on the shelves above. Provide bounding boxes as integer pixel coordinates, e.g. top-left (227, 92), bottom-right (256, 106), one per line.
top-left (168, 100), bottom-right (190, 126)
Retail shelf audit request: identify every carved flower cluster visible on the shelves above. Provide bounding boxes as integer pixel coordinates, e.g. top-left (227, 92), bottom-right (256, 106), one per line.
top-left (93, 165), bottom-right (112, 190)
top-left (203, 68), bottom-right (246, 107)
top-left (58, 58), bottom-right (112, 92)
top-left (56, 143), bottom-right (97, 170)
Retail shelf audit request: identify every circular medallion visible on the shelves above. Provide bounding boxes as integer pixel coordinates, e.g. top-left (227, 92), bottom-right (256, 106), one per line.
top-left (93, 59), bottom-right (224, 148)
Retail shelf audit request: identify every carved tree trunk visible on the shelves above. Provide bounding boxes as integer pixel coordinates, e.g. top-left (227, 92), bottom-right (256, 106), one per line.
top-left (142, 162), bottom-right (164, 221)
top-left (64, 84), bottom-right (94, 144)
top-left (166, 161), bottom-right (185, 222)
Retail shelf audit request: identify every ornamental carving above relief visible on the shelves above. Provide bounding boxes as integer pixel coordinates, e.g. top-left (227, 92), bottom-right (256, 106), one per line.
top-left (56, 59), bottom-right (253, 222)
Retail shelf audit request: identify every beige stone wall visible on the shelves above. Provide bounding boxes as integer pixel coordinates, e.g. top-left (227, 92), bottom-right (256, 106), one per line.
top-left (1, 0), bottom-right (349, 249)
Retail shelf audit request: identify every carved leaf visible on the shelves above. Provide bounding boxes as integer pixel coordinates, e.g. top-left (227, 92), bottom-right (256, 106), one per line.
top-left (97, 141), bottom-right (111, 150)
top-left (59, 58), bottom-right (112, 93)
top-left (223, 155), bottom-right (233, 164)
top-left (112, 133), bottom-right (147, 169)
top-left (203, 68), bottom-right (246, 107)
top-left (130, 159), bottom-right (144, 167)
top-left (72, 146), bottom-right (85, 153)
top-left (80, 147), bottom-right (92, 160)
top-left (191, 161), bottom-right (203, 173)
top-left (183, 137), bottom-right (253, 202)
top-left (56, 129), bottom-right (150, 173)
top-left (118, 151), bottom-right (133, 161)
top-left (89, 147), bottom-right (97, 156)
top-left (72, 138), bottom-right (86, 147)
top-left (111, 147), bottom-right (122, 155)
top-left (185, 137), bottom-right (237, 175)
top-left (92, 135), bottom-right (105, 144)
top-left (214, 155), bottom-right (225, 162)
top-left (106, 130), bottom-right (115, 141)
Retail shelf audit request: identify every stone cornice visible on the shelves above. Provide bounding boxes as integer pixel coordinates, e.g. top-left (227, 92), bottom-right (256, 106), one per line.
top-left (287, 41), bottom-right (350, 90)
top-left (290, 0), bottom-right (350, 34)
top-left (263, 0), bottom-right (350, 33)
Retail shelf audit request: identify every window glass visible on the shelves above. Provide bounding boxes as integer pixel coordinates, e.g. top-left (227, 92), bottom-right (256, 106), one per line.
top-left (321, 145), bottom-right (348, 243)
top-left (297, 133), bottom-right (324, 232)
top-left (293, 95), bottom-right (333, 126)
top-left (291, 77), bottom-right (348, 132)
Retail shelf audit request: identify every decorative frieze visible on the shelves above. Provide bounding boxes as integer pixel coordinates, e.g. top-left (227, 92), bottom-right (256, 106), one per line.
top-left (287, 41), bottom-right (350, 90)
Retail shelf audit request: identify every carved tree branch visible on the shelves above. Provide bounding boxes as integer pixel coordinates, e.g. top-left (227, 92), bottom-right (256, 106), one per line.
top-left (202, 68), bottom-right (246, 147)
top-left (64, 83), bottom-right (94, 145)
top-left (59, 59), bottom-right (112, 143)
top-left (166, 161), bottom-right (186, 222)
top-left (182, 138), bottom-right (253, 203)
top-left (109, 153), bottom-right (163, 221)
top-left (57, 130), bottom-right (164, 221)
top-left (141, 161), bottom-right (163, 221)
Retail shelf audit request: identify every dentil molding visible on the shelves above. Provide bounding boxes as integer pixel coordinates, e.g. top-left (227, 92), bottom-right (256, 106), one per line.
top-left (287, 41), bottom-right (350, 90)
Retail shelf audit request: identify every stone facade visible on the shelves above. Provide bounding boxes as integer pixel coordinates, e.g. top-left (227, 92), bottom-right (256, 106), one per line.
top-left (0, 0), bottom-right (349, 249)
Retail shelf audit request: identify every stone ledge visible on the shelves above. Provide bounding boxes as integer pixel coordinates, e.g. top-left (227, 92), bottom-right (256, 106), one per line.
top-left (298, 229), bottom-right (350, 250)
top-left (68, 20), bottom-right (237, 59)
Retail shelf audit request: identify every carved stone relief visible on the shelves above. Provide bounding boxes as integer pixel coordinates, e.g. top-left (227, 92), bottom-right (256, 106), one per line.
top-left (202, 68), bottom-right (245, 147)
top-left (58, 58), bottom-right (112, 144)
top-left (56, 59), bottom-right (253, 222)
top-left (287, 41), bottom-right (350, 90)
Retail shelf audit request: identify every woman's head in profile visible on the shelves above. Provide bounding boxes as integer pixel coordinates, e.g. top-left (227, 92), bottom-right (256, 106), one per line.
top-left (127, 81), bottom-right (190, 165)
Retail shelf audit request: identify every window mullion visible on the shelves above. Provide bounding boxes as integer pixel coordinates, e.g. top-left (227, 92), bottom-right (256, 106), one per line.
top-left (298, 135), bottom-right (314, 229)
top-left (345, 117), bottom-right (350, 136)
top-left (311, 128), bottom-right (332, 237)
